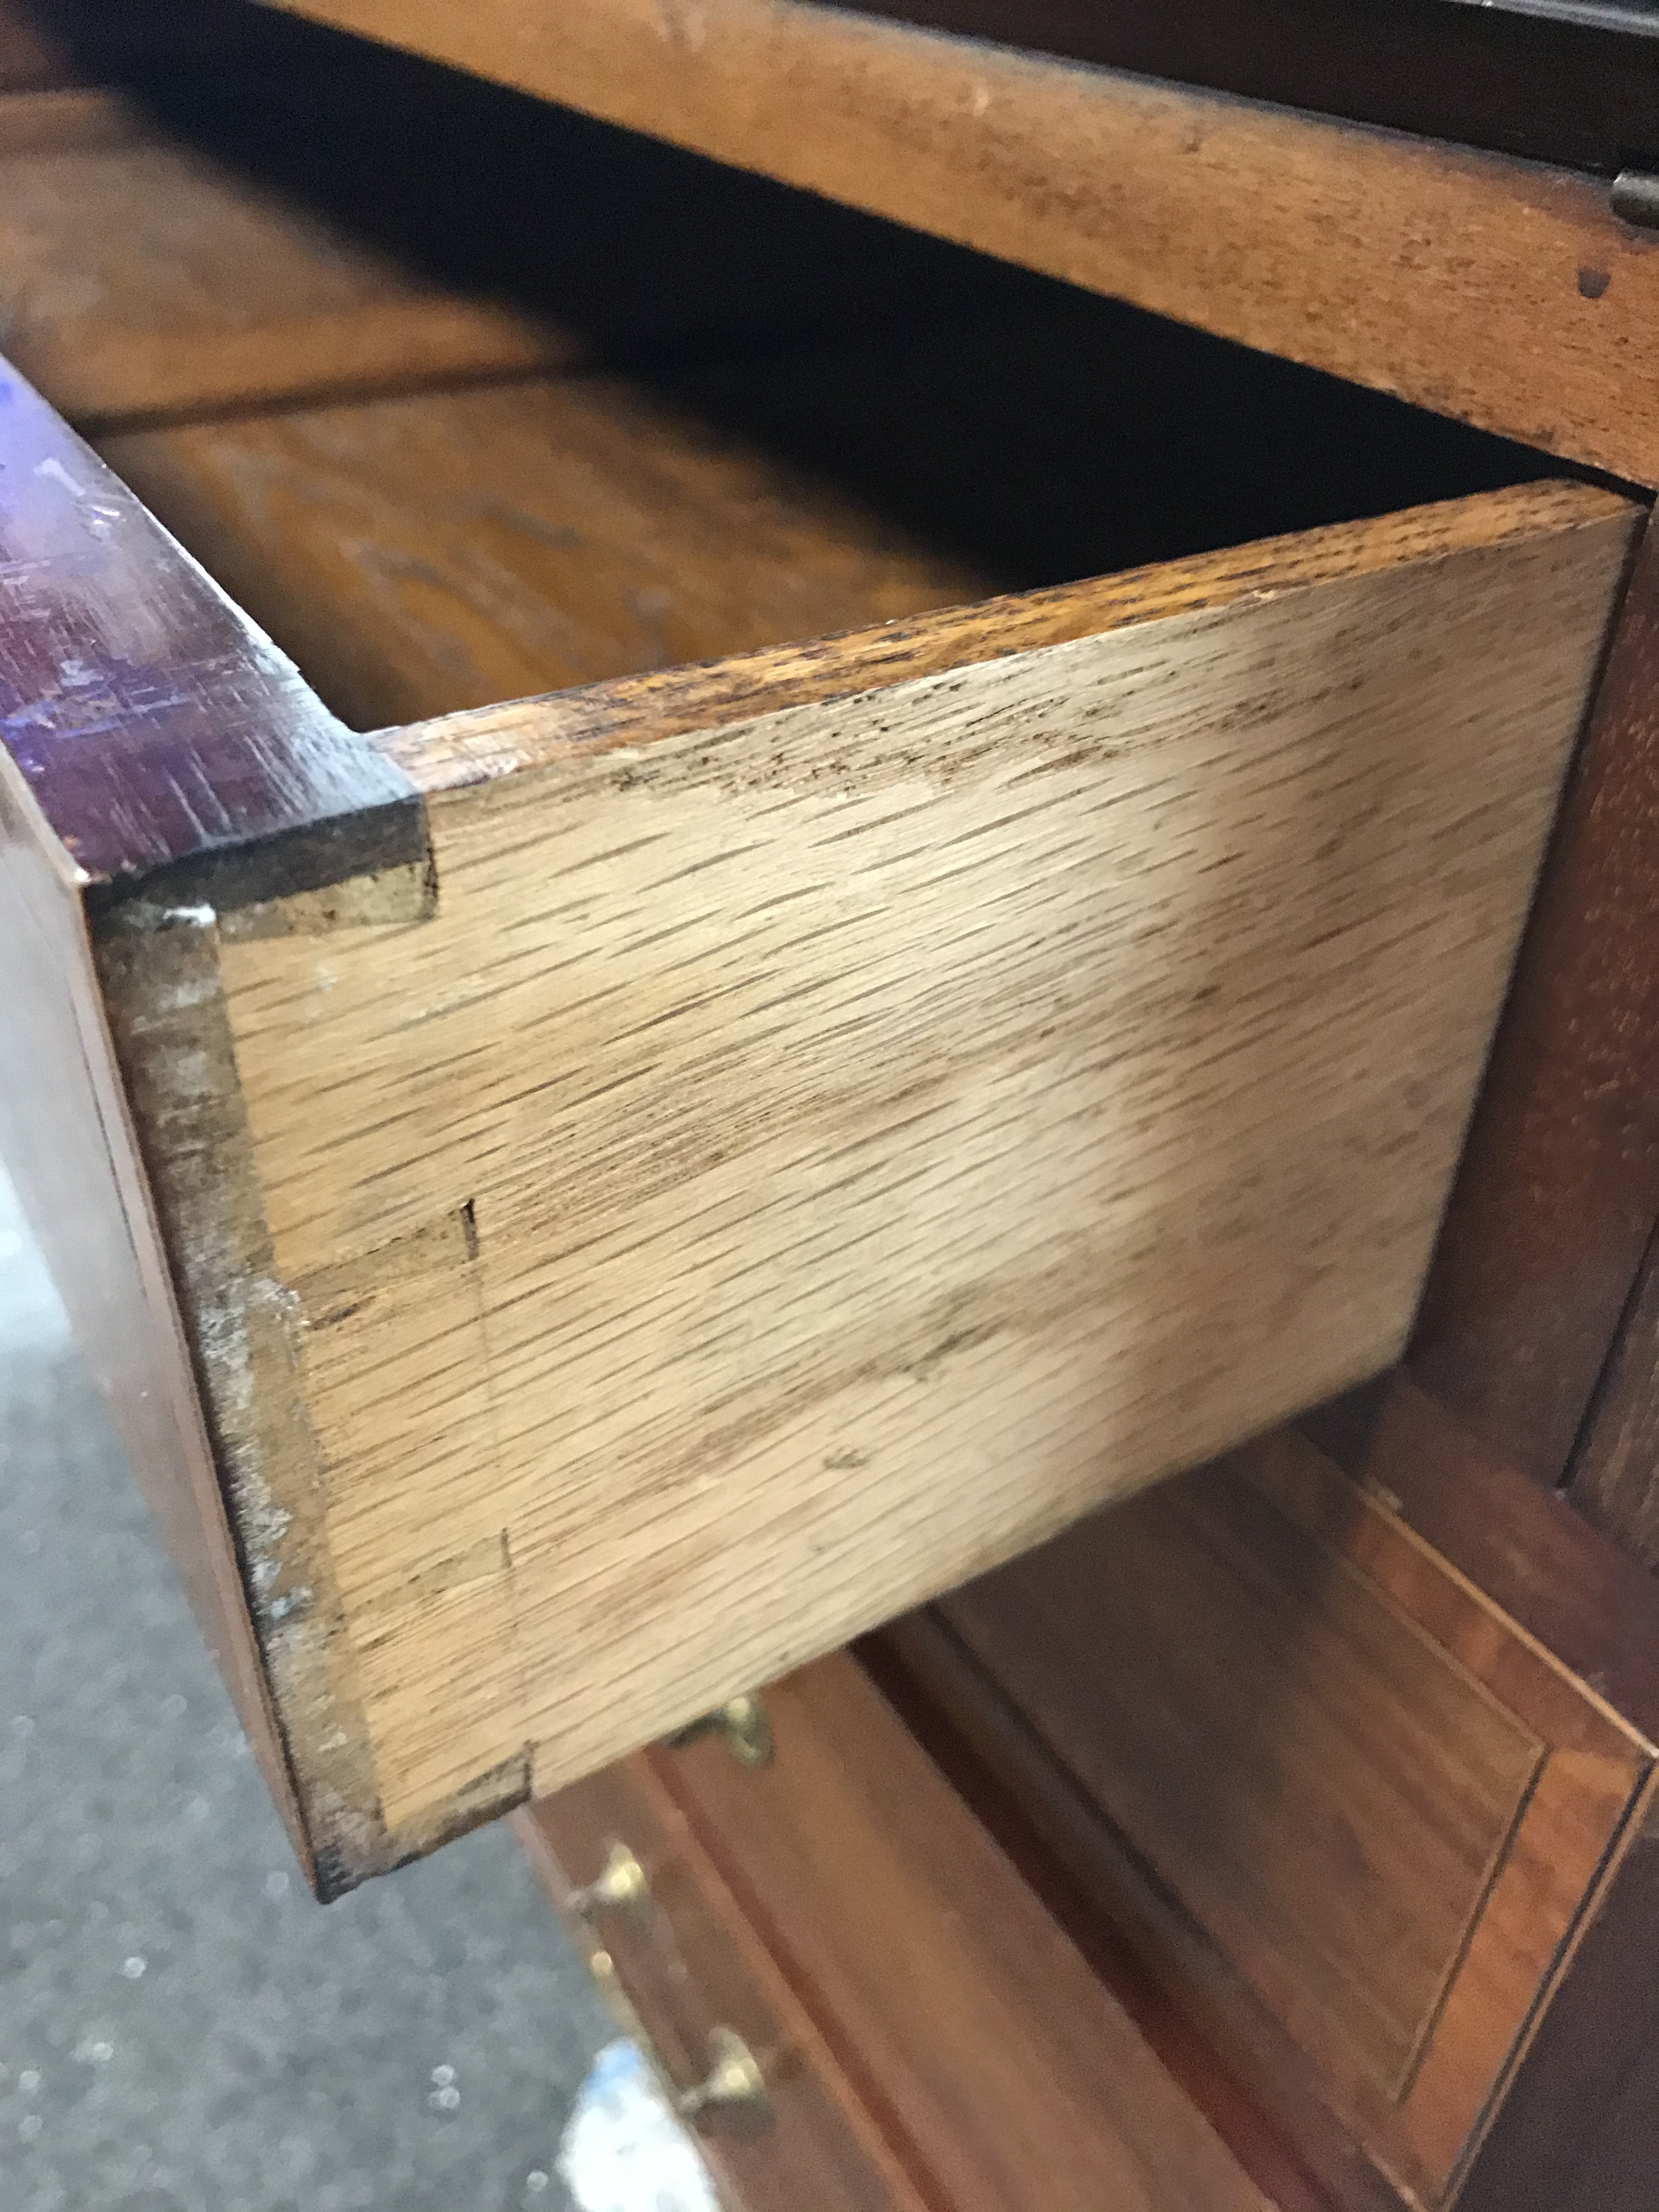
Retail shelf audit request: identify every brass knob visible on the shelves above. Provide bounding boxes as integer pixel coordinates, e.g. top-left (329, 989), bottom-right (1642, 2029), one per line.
top-left (676, 2027), bottom-right (771, 2131)
top-left (664, 1692), bottom-right (772, 1768)
top-left (566, 1839), bottom-right (649, 1918)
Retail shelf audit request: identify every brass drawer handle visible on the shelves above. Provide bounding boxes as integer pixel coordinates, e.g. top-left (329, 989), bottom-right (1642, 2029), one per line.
top-left (567, 1839), bottom-right (650, 1918)
top-left (663, 1692), bottom-right (772, 1768)
top-left (676, 2026), bottom-right (771, 2131)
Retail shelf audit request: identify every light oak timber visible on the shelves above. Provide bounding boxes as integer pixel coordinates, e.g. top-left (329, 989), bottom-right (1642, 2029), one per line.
top-left (268, 0), bottom-right (1659, 487)
top-left (136, 482), bottom-right (1630, 1852)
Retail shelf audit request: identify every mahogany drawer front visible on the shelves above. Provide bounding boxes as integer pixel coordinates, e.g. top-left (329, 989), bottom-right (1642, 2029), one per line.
top-left (516, 1744), bottom-right (923, 2212)
top-left (881, 1390), bottom-right (1659, 2209)
top-left (0, 24), bottom-right (1642, 1889)
top-left (521, 1655), bottom-right (1291, 2212)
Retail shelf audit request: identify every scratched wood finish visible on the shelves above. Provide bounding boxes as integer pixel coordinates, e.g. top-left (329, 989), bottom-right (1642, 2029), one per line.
top-left (269, 0), bottom-right (1659, 487)
top-left (527, 1655), bottom-right (1279, 2212)
top-left (883, 1415), bottom-right (1656, 2205)
top-left (0, 362), bottom-right (349, 1869)
top-left (0, 357), bottom-right (415, 889)
top-left (137, 484), bottom-right (1624, 1854)
top-left (0, 348), bottom-right (433, 1884)
top-left (0, 769), bottom-right (314, 1862)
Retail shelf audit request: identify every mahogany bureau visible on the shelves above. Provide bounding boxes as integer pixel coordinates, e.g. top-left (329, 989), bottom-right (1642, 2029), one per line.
top-left (5, 2), bottom-right (1659, 2205)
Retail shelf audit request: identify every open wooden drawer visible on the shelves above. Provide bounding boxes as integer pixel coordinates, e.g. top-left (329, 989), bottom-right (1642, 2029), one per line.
top-left (0, 20), bottom-right (1641, 1891)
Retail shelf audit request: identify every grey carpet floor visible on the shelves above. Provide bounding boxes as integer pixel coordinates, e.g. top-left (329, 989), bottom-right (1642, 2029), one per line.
top-left (0, 1171), bottom-right (613, 2212)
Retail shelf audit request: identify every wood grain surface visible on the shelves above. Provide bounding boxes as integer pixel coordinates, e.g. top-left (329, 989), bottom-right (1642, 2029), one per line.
top-left (906, 1422), bottom-right (1654, 2204)
top-left (268, 0), bottom-right (1659, 485)
top-left (0, 92), bottom-right (567, 428)
top-left (0, 353), bottom-right (415, 888)
top-left (1455, 1788), bottom-right (1659, 2212)
top-left (100, 375), bottom-right (989, 731)
top-left (1570, 1233), bottom-right (1659, 1567)
top-left (868, 1612), bottom-right (1398, 2212)
top-left (0, 29), bottom-right (1056, 433)
top-left (0, 746), bottom-right (310, 1870)
top-left (0, 346), bottom-right (426, 1882)
top-left (516, 1759), bottom-right (930, 2212)
top-left (952, 1464), bottom-right (1545, 2105)
top-left (172, 484), bottom-right (1632, 1854)
top-left (1313, 1375), bottom-right (1659, 1747)
top-left (829, 0), bottom-right (1659, 178)
top-left (98, 289), bottom-right (1545, 738)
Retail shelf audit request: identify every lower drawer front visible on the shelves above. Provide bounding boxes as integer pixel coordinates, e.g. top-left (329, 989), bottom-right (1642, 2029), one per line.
top-left (515, 1745), bottom-right (917, 2212)
top-left (520, 1656), bottom-right (1289, 2212)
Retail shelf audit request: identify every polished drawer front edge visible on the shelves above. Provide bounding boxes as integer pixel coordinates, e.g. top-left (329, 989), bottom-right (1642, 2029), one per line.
top-left (515, 1753), bottom-right (925, 2212)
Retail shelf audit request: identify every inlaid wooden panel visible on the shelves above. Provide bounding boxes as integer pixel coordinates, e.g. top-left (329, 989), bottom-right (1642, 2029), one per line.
top-left (947, 1465), bottom-right (1544, 2096)
top-left (931, 1424), bottom-right (1655, 2202)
